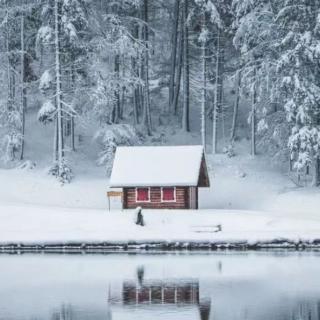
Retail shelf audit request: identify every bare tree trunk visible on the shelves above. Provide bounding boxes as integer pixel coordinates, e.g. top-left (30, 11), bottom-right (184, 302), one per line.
top-left (169, 0), bottom-right (180, 111)
top-left (212, 28), bottom-right (220, 154)
top-left (230, 69), bottom-right (241, 143)
top-left (313, 107), bottom-right (320, 186)
top-left (133, 89), bottom-right (139, 125)
top-left (5, 2), bottom-right (14, 161)
top-left (139, 82), bottom-right (144, 117)
top-left (120, 56), bottom-right (125, 119)
top-left (173, 18), bottom-right (183, 115)
top-left (142, 0), bottom-right (152, 135)
top-left (137, 21), bottom-right (144, 118)
top-left (182, 0), bottom-right (190, 132)
top-left (70, 66), bottom-right (75, 151)
top-left (113, 54), bottom-right (120, 123)
top-left (20, 11), bottom-right (26, 160)
top-left (54, 0), bottom-right (64, 172)
top-left (70, 116), bottom-right (75, 151)
top-left (313, 157), bottom-right (320, 187)
top-left (5, 8), bottom-right (12, 113)
top-left (120, 88), bottom-right (125, 119)
top-left (12, 72), bottom-right (16, 105)
top-left (132, 24), bottom-right (140, 124)
top-left (53, 117), bottom-right (58, 162)
top-left (200, 12), bottom-right (207, 151)
top-left (251, 66), bottom-right (257, 156)
top-left (219, 39), bottom-right (225, 142)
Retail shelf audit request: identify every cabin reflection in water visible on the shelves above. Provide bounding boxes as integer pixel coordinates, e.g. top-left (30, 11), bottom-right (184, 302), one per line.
top-left (108, 278), bottom-right (211, 320)
top-left (122, 280), bottom-right (199, 305)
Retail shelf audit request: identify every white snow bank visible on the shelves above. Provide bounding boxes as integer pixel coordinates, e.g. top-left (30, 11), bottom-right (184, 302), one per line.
top-left (0, 168), bottom-right (108, 210)
top-left (0, 204), bottom-right (319, 244)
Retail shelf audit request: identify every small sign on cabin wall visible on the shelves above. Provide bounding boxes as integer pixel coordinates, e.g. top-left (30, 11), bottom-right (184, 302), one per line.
top-left (107, 191), bottom-right (123, 211)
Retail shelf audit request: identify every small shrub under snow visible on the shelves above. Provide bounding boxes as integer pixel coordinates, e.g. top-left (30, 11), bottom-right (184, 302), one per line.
top-left (223, 143), bottom-right (236, 158)
top-left (38, 100), bottom-right (56, 124)
top-left (49, 161), bottom-right (73, 184)
top-left (18, 160), bottom-right (36, 170)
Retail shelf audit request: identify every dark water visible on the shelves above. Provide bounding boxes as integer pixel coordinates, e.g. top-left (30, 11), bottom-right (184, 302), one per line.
top-left (1, 252), bottom-right (320, 320)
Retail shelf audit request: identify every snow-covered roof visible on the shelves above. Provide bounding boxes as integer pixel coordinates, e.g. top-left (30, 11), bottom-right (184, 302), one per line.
top-left (109, 145), bottom-right (205, 187)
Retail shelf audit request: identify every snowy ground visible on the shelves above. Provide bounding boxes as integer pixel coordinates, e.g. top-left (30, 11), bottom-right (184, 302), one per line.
top-left (0, 112), bottom-right (320, 246)
top-left (0, 204), bottom-right (320, 245)
top-left (1, 139), bottom-right (319, 215)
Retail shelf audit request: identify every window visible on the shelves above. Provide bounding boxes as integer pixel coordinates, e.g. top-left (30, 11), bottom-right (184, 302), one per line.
top-left (136, 188), bottom-right (150, 202)
top-left (161, 187), bottom-right (176, 202)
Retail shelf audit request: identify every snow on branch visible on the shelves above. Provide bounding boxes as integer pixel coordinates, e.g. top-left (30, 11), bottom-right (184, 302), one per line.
top-left (94, 124), bottom-right (142, 176)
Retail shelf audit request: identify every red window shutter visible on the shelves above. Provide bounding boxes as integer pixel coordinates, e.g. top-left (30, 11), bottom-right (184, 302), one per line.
top-left (162, 187), bottom-right (175, 201)
top-left (137, 188), bottom-right (149, 201)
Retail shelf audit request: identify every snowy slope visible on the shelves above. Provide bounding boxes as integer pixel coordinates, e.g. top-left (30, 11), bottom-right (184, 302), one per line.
top-left (1, 138), bottom-right (320, 215)
top-left (1, 112), bottom-right (320, 246)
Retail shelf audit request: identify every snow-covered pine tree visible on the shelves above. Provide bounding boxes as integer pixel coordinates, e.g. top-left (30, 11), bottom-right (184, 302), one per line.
top-left (232, 0), bottom-right (277, 156)
top-left (37, 0), bottom-right (88, 182)
top-left (89, 1), bottom-right (144, 126)
top-left (60, 0), bottom-right (88, 152)
top-left (0, 0), bottom-right (38, 163)
top-left (194, 0), bottom-right (222, 152)
top-left (276, 0), bottom-right (320, 186)
top-left (54, 0), bottom-right (66, 181)
top-left (0, 1), bottom-right (20, 162)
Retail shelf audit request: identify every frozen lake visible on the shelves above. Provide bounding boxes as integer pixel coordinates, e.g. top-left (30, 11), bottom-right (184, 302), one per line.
top-left (1, 252), bottom-right (320, 320)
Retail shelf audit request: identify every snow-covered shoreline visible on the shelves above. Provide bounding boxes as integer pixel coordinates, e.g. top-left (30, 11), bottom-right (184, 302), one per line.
top-left (1, 204), bottom-right (320, 251)
top-left (1, 140), bottom-right (320, 252)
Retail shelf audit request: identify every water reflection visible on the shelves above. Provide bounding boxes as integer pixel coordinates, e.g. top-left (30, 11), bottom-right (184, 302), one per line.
top-left (51, 305), bottom-right (74, 320)
top-left (108, 266), bottom-right (211, 320)
top-left (48, 300), bottom-right (320, 320)
top-left (1, 253), bottom-right (320, 320)
top-left (49, 304), bottom-right (112, 320)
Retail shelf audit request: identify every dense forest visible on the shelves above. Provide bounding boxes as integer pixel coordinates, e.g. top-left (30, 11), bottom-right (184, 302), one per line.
top-left (0, 0), bottom-right (319, 186)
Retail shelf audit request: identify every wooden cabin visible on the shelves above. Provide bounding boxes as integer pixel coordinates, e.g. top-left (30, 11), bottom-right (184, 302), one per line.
top-left (122, 279), bottom-right (199, 305)
top-left (109, 145), bottom-right (210, 209)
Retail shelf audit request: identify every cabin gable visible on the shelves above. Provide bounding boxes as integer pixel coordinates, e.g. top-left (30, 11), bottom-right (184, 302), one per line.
top-left (198, 155), bottom-right (210, 187)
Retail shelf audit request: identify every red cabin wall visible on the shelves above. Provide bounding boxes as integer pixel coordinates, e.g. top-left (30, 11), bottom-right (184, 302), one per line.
top-left (123, 187), bottom-right (191, 209)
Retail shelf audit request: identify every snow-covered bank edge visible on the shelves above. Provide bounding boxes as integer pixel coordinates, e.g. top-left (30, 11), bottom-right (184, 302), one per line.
top-left (2, 238), bottom-right (320, 254)
top-left (2, 204), bottom-right (320, 252)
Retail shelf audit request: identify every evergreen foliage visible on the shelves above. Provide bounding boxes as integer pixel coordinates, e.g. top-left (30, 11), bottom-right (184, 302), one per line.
top-left (0, 0), bottom-right (319, 185)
